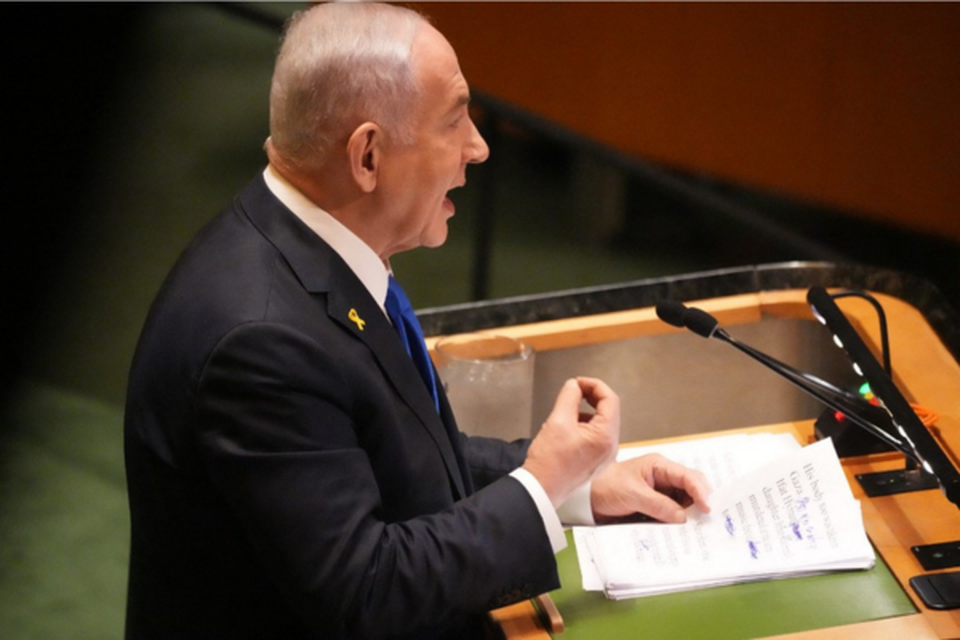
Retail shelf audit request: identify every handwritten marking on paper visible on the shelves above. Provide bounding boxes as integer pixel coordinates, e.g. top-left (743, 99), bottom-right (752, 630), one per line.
top-left (795, 497), bottom-right (815, 546)
top-left (724, 513), bottom-right (736, 536)
top-left (791, 522), bottom-right (803, 540)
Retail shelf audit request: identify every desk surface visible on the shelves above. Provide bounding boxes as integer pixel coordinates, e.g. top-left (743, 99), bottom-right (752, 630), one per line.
top-left (483, 288), bottom-right (960, 639)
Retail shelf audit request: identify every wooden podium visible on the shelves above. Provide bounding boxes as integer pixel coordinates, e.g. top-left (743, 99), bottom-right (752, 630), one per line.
top-left (422, 263), bottom-right (960, 639)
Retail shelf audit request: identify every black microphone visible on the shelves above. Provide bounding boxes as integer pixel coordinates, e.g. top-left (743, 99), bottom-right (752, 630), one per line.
top-left (655, 299), bottom-right (907, 455)
top-left (655, 299), bottom-right (721, 339)
top-left (683, 307), bottom-right (722, 339)
top-left (654, 299), bottom-right (687, 329)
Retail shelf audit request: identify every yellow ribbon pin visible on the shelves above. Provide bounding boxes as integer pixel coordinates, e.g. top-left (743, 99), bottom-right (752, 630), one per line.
top-left (348, 308), bottom-right (366, 331)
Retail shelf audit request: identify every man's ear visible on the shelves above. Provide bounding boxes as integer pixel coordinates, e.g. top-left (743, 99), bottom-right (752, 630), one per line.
top-left (346, 122), bottom-right (381, 193)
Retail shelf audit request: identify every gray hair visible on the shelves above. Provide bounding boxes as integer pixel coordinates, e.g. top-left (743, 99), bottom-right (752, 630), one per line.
top-left (269, 3), bottom-right (427, 171)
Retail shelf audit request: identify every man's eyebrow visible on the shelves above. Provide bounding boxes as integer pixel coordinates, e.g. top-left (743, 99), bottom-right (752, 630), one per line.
top-left (451, 92), bottom-right (471, 111)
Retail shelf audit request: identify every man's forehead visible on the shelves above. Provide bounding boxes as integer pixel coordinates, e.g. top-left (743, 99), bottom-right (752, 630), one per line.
top-left (412, 25), bottom-right (463, 83)
top-left (441, 81), bottom-right (471, 119)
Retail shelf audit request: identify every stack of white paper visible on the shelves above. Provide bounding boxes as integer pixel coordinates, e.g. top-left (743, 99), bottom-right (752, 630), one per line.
top-left (575, 435), bottom-right (875, 600)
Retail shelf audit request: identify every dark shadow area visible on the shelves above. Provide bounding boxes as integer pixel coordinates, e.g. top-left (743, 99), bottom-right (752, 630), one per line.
top-left (1, 4), bottom-right (142, 407)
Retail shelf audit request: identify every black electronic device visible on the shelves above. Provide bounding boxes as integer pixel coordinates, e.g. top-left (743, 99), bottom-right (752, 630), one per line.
top-left (806, 286), bottom-right (960, 508)
top-left (913, 541), bottom-right (960, 572)
top-left (910, 572), bottom-right (960, 610)
top-left (814, 406), bottom-right (896, 458)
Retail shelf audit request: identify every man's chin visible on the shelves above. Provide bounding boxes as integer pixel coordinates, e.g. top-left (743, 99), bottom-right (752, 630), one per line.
top-left (421, 224), bottom-right (450, 249)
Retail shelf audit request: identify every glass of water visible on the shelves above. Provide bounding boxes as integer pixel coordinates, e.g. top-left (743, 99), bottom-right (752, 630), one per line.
top-left (434, 333), bottom-right (535, 441)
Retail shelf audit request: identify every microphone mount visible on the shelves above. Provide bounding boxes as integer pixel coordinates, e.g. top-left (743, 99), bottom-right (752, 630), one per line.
top-left (655, 300), bottom-right (902, 453)
top-left (656, 293), bottom-right (960, 510)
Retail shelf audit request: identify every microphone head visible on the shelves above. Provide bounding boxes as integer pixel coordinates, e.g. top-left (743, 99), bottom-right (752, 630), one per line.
top-left (683, 307), bottom-right (720, 338)
top-left (655, 300), bottom-right (688, 328)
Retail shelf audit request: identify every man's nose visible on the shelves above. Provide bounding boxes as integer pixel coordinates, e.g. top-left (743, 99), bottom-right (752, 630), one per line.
top-left (465, 118), bottom-right (490, 164)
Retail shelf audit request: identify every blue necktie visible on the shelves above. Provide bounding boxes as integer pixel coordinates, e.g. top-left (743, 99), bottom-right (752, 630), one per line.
top-left (385, 276), bottom-right (439, 411)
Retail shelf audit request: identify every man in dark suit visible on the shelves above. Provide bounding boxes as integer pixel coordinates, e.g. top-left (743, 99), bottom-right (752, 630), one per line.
top-left (123, 4), bottom-right (710, 638)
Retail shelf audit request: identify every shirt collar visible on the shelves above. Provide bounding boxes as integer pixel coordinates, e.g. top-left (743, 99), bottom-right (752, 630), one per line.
top-left (263, 165), bottom-right (390, 314)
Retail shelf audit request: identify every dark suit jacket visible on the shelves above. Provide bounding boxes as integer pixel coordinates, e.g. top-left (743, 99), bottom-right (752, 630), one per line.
top-left (123, 174), bottom-right (559, 639)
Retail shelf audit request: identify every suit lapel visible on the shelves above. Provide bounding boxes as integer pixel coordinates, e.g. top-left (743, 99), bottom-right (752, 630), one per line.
top-left (325, 279), bottom-right (469, 500)
top-left (237, 176), bottom-right (469, 499)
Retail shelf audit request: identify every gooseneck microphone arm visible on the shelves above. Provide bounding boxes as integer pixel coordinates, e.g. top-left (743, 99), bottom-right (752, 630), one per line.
top-left (654, 300), bottom-right (909, 457)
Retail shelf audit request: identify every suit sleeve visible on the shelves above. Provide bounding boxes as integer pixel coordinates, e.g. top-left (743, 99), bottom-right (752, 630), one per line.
top-left (461, 433), bottom-right (530, 490)
top-left (193, 321), bottom-right (559, 637)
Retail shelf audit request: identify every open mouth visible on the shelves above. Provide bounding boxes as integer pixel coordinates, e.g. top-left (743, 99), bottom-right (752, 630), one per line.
top-left (444, 184), bottom-right (464, 214)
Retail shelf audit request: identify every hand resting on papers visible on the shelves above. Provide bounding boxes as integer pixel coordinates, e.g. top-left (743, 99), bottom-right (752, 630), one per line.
top-left (590, 453), bottom-right (713, 524)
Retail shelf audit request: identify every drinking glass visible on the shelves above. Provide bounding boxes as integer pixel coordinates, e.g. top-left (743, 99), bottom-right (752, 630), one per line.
top-left (434, 333), bottom-right (535, 441)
